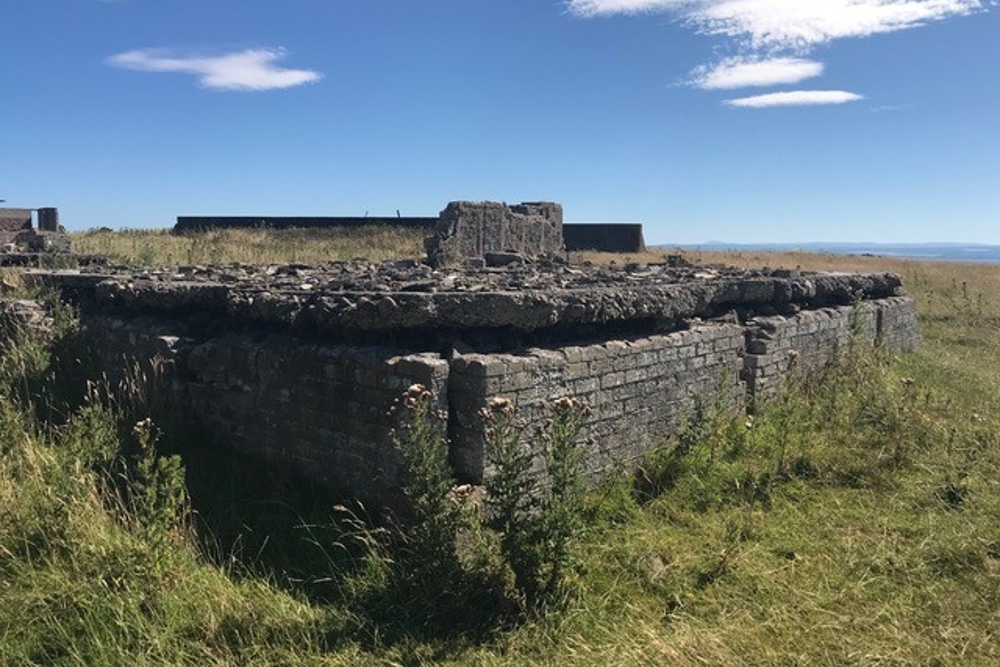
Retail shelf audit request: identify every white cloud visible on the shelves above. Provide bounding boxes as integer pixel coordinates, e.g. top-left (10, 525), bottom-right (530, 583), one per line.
top-left (692, 57), bottom-right (823, 89)
top-left (568, 0), bottom-right (986, 105)
top-left (725, 90), bottom-right (865, 107)
top-left (568, 0), bottom-right (691, 16)
top-left (568, 0), bottom-right (983, 49)
top-left (108, 48), bottom-right (322, 91)
top-left (688, 0), bottom-right (983, 51)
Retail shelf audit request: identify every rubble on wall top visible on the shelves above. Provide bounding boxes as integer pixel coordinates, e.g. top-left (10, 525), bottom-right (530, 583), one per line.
top-left (27, 257), bottom-right (905, 336)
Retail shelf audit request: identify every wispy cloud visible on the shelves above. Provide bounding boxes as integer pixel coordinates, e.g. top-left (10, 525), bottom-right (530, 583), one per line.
top-left (569, 0), bottom-right (981, 47)
top-left (692, 57), bottom-right (823, 89)
top-left (725, 90), bottom-right (865, 108)
top-left (568, 1), bottom-right (986, 106)
top-left (107, 48), bottom-right (322, 91)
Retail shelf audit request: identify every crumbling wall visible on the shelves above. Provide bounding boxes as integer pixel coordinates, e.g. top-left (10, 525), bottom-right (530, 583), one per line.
top-left (425, 201), bottom-right (564, 266)
top-left (1, 207), bottom-right (71, 255)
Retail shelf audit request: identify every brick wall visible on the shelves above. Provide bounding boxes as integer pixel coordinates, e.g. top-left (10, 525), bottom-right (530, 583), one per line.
top-left (2, 296), bottom-right (920, 503)
top-left (449, 322), bottom-right (745, 483)
top-left (80, 315), bottom-right (449, 505)
top-left (743, 297), bottom-right (920, 403)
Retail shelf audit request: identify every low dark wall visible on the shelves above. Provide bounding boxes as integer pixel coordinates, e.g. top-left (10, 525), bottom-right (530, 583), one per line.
top-left (175, 216), bottom-right (645, 255)
top-left (174, 216), bottom-right (438, 233)
top-left (564, 223), bottom-right (645, 253)
top-left (0, 208), bottom-right (32, 233)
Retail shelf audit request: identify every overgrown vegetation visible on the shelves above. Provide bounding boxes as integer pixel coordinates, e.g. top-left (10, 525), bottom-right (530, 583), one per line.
top-left (2, 241), bottom-right (999, 664)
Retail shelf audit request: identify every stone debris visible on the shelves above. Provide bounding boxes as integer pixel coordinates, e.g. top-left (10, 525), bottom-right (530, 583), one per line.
top-left (28, 256), bottom-right (905, 341)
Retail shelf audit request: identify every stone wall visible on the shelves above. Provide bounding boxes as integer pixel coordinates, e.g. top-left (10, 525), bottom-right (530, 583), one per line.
top-left (3, 257), bottom-right (920, 504)
top-left (80, 314), bottom-right (449, 505)
top-left (425, 201), bottom-right (564, 266)
top-left (174, 209), bottom-right (646, 255)
top-left (743, 297), bottom-right (920, 403)
top-left (36, 297), bottom-right (915, 503)
top-left (37, 208), bottom-right (60, 232)
top-left (449, 323), bottom-right (744, 482)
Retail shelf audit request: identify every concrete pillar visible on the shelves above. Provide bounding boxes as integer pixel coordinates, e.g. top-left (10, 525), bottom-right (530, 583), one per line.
top-left (37, 208), bottom-right (59, 232)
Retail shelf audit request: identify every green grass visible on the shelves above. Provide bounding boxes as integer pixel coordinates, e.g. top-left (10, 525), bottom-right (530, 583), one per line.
top-left (2, 233), bottom-right (999, 664)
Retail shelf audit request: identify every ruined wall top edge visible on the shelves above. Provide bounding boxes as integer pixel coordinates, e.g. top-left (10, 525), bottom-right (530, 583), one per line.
top-left (27, 261), bottom-right (907, 339)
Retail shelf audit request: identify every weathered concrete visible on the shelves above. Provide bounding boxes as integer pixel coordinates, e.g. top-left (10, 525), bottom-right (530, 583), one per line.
top-left (1, 206), bottom-right (72, 257)
top-left (28, 262), bottom-right (905, 338)
top-left (37, 208), bottom-right (60, 232)
top-left (10, 258), bottom-right (920, 504)
top-left (425, 201), bottom-right (564, 267)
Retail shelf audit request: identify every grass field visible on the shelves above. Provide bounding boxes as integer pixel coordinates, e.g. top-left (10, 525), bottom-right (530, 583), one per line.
top-left (0, 229), bottom-right (997, 665)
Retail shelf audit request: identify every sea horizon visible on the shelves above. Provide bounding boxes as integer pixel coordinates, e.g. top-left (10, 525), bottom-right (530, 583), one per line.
top-left (663, 242), bottom-right (1000, 265)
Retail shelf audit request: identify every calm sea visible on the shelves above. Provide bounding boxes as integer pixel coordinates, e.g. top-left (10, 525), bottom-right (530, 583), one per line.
top-left (676, 243), bottom-right (1000, 265)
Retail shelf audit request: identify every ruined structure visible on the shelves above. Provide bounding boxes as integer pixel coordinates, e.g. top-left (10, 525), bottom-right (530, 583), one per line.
top-left (19, 257), bottom-right (919, 505)
top-left (0, 206), bottom-right (73, 263)
top-left (174, 202), bottom-right (646, 255)
top-left (425, 201), bottom-right (565, 267)
top-left (0, 201), bottom-right (918, 504)
top-left (0, 208), bottom-right (33, 232)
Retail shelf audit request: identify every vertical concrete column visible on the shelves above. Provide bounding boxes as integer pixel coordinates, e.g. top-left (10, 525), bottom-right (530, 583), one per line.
top-left (37, 208), bottom-right (60, 232)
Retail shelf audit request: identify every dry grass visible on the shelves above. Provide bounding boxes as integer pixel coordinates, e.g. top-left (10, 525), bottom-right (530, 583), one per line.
top-left (71, 226), bottom-right (427, 266)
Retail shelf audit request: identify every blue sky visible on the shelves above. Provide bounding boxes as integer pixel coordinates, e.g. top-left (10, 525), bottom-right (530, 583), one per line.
top-left (2, 0), bottom-right (997, 244)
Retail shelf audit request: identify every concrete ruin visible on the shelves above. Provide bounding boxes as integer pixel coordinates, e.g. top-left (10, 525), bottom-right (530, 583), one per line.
top-left (174, 201), bottom-right (645, 255)
top-left (16, 256), bottom-right (920, 505)
top-left (0, 206), bottom-right (73, 264)
top-left (424, 201), bottom-right (566, 267)
top-left (0, 200), bottom-right (919, 504)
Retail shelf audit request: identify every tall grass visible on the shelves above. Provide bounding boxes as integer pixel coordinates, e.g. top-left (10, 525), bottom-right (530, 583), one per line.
top-left (2, 236), bottom-right (999, 664)
top-left (72, 226), bottom-right (426, 266)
